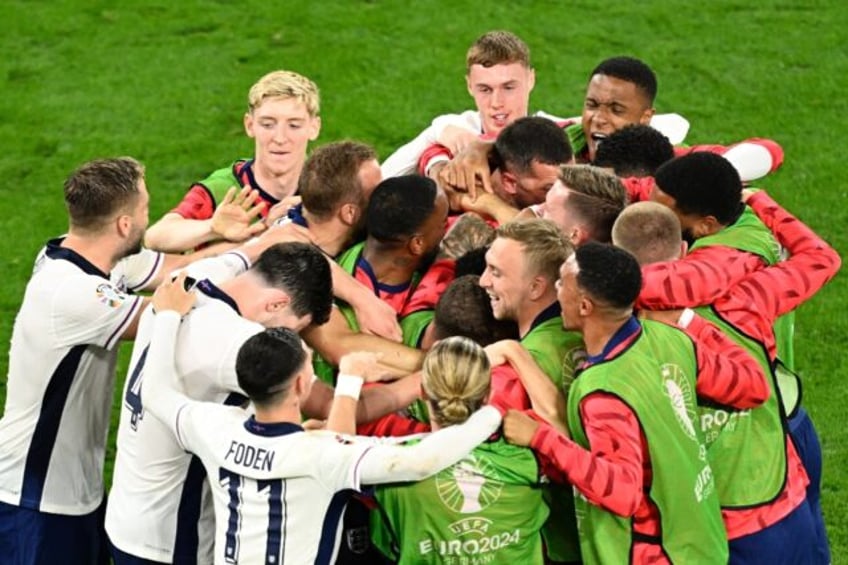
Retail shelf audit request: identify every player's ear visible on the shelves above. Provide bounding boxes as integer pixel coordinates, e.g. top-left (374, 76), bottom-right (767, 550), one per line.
top-left (408, 233), bottom-right (425, 257)
top-left (116, 214), bottom-right (132, 238)
top-left (639, 106), bottom-right (656, 125)
top-left (500, 171), bottom-right (519, 195)
top-left (266, 289), bottom-right (291, 313)
top-left (526, 67), bottom-right (536, 93)
top-left (339, 203), bottom-right (359, 227)
top-left (244, 112), bottom-right (256, 138)
top-left (527, 274), bottom-right (547, 301)
top-left (693, 215), bottom-right (721, 238)
top-left (308, 116), bottom-right (321, 142)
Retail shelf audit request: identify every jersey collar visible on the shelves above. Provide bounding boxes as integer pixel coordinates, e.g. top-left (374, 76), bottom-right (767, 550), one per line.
top-left (244, 416), bottom-right (303, 437)
top-left (195, 279), bottom-right (241, 315)
top-left (45, 237), bottom-right (109, 278)
top-left (523, 301), bottom-right (562, 339)
top-left (584, 315), bottom-right (642, 366)
top-left (238, 159), bottom-right (281, 206)
top-left (286, 203), bottom-right (309, 228)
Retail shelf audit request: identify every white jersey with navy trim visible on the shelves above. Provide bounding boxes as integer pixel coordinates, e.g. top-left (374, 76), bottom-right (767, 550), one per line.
top-left (0, 239), bottom-right (162, 515)
top-left (105, 279), bottom-right (262, 563)
top-left (179, 410), bottom-right (370, 565)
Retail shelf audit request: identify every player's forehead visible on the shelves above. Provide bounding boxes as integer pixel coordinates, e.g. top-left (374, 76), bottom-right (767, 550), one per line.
top-left (585, 74), bottom-right (647, 107)
top-left (487, 237), bottom-right (524, 269)
top-left (468, 62), bottom-right (529, 86)
top-left (251, 96), bottom-right (312, 120)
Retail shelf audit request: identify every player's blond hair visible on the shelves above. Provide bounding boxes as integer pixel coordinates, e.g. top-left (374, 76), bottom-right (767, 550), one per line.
top-left (612, 201), bottom-right (682, 265)
top-left (422, 337), bottom-right (491, 427)
top-left (496, 218), bottom-right (573, 285)
top-left (466, 30), bottom-right (530, 71)
top-left (248, 70), bottom-right (320, 116)
top-left (557, 165), bottom-right (628, 243)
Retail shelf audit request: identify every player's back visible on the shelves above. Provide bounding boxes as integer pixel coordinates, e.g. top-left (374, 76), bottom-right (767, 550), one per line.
top-left (372, 437), bottom-right (547, 564)
top-left (106, 287), bottom-right (262, 562)
top-left (181, 404), bottom-right (371, 565)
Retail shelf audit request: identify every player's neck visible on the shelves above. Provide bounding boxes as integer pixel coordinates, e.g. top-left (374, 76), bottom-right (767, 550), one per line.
top-left (362, 242), bottom-right (418, 286)
top-left (517, 295), bottom-right (557, 338)
top-left (252, 402), bottom-right (302, 426)
top-left (61, 233), bottom-right (121, 275)
top-left (302, 211), bottom-right (352, 257)
top-left (582, 314), bottom-right (632, 358)
top-left (252, 160), bottom-right (301, 201)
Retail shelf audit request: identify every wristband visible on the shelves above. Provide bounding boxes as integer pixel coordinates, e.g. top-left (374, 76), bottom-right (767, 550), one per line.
top-left (334, 374), bottom-right (364, 400)
top-left (677, 308), bottom-right (696, 329)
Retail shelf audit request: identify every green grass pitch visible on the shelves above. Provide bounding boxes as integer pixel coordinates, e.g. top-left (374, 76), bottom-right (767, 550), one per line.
top-left (1, 0), bottom-right (845, 558)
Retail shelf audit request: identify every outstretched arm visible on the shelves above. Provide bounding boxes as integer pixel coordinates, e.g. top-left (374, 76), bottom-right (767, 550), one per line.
top-left (358, 405), bottom-right (502, 484)
top-left (738, 190), bottom-right (842, 319)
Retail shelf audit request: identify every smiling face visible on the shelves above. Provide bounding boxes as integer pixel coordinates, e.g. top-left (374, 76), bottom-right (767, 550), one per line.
top-left (479, 237), bottom-right (531, 323)
top-left (466, 62), bottom-right (535, 136)
top-left (244, 96), bottom-right (320, 187)
top-left (581, 74), bottom-right (654, 161)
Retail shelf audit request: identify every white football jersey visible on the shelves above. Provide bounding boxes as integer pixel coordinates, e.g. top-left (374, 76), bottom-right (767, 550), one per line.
top-left (0, 239), bottom-right (162, 515)
top-left (106, 279), bottom-right (262, 562)
top-left (176, 404), bottom-right (371, 565)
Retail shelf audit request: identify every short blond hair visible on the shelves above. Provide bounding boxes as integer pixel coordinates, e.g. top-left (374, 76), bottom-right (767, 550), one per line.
top-left (466, 30), bottom-right (530, 71)
top-left (496, 218), bottom-right (573, 284)
top-left (612, 201), bottom-right (682, 265)
top-left (248, 70), bottom-right (320, 116)
top-left (557, 165), bottom-right (628, 243)
top-left (422, 337), bottom-right (491, 427)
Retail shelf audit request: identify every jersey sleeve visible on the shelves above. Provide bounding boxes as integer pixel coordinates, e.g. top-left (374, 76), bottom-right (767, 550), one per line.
top-left (171, 184), bottom-right (216, 220)
top-left (181, 251), bottom-right (251, 285)
top-left (530, 393), bottom-right (645, 517)
top-left (314, 436), bottom-right (374, 492)
top-left (731, 191), bottom-right (842, 319)
top-left (380, 111), bottom-right (480, 178)
top-left (51, 274), bottom-right (144, 350)
top-left (113, 248), bottom-right (165, 292)
top-left (682, 315), bottom-right (770, 409)
top-left (637, 246), bottom-right (766, 310)
top-left (674, 138), bottom-right (783, 182)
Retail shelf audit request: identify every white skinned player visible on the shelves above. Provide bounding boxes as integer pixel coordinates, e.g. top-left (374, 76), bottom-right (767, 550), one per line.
top-left (0, 157), bottom-right (230, 564)
top-left (105, 242), bottom-right (421, 564)
top-left (139, 272), bottom-right (503, 565)
top-left (380, 31), bottom-right (689, 181)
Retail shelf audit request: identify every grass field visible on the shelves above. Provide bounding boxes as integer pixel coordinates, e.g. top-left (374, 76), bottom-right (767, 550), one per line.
top-left (1, 0), bottom-right (846, 559)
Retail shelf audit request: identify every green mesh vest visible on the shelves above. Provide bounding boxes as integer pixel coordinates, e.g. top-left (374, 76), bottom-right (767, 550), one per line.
top-left (695, 306), bottom-right (788, 507)
top-left (399, 309), bottom-right (435, 423)
top-left (567, 320), bottom-right (727, 564)
top-left (312, 243), bottom-right (366, 385)
top-left (371, 437), bottom-right (548, 564)
top-left (520, 316), bottom-right (585, 562)
top-left (198, 160), bottom-right (248, 207)
top-left (690, 204), bottom-right (800, 413)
